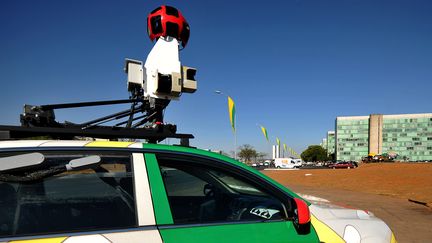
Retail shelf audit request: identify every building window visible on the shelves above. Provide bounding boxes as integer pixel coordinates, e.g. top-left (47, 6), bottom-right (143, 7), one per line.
top-left (428, 137), bottom-right (432, 141)
top-left (407, 147), bottom-right (414, 150)
top-left (412, 138), bottom-right (420, 141)
top-left (414, 142), bottom-right (422, 146)
top-left (427, 147), bottom-right (432, 150)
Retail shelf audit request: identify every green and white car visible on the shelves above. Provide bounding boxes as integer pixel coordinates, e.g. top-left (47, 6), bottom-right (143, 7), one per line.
top-left (0, 140), bottom-right (396, 243)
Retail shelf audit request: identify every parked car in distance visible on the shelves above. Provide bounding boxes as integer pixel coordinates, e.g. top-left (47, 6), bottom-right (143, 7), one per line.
top-left (328, 161), bottom-right (357, 169)
top-left (264, 159), bottom-right (272, 166)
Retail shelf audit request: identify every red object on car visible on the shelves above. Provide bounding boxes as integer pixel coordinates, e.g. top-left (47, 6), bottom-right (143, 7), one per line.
top-left (147, 5), bottom-right (190, 48)
top-left (294, 198), bottom-right (311, 225)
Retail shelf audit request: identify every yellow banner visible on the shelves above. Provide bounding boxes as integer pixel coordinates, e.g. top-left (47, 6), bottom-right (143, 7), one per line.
top-left (228, 96), bottom-right (236, 132)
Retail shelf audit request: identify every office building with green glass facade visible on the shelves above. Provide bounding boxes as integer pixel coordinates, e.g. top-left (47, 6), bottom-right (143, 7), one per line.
top-left (333, 113), bottom-right (432, 162)
top-left (327, 131), bottom-right (335, 156)
top-left (336, 116), bottom-right (369, 161)
top-left (320, 138), bottom-right (327, 150)
top-left (381, 114), bottom-right (432, 161)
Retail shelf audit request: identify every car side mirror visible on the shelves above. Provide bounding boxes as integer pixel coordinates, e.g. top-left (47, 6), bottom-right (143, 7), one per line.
top-left (293, 198), bottom-right (311, 234)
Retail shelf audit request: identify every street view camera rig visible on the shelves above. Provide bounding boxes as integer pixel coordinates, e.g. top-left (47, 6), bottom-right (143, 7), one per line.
top-left (0, 5), bottom-right (197, 145)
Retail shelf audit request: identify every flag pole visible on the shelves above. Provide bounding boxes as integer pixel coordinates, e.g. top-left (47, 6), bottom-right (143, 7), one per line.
top-left (234, 112), bottom-right (237, 160)
top-left (220, 92), bottom-right (237, 160)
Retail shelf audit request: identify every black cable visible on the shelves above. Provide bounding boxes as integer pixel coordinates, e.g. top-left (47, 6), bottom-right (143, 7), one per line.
top-left (0, 165), bottom-right (66, 182)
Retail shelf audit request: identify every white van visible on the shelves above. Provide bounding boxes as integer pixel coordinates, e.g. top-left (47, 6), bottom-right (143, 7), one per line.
top-left (274, 158), bottom-right (302, 169)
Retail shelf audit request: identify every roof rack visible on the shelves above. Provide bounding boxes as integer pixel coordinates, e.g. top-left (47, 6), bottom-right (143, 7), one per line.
top-left (0, 125), bottom-right (193, 146)
top-left (0, 97), bottom-right (193, 146)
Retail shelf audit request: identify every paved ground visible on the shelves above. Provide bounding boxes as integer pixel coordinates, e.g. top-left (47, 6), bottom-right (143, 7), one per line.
top-left (262, 163), bottom-right (432, 243)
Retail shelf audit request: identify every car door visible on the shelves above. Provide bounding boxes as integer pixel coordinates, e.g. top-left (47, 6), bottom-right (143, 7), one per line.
top-left (144, 152), bottom-right (319, 243)
top-left (0, 148), bottom-right (162, 243)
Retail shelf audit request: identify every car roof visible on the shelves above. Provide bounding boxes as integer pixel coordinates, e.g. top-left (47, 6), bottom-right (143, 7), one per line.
top-left (0, 140), bottom-right (139, 148)
top-left (0, 140), bottom-right (239, 163)
top-left (0, 140), bottom-right (225, 156)
top-left (0, 140), bottom-right (238, 166)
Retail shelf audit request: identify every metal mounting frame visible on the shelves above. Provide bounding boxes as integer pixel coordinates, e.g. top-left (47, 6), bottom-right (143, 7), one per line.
top-left (3, 96), bottom-right (193, 146)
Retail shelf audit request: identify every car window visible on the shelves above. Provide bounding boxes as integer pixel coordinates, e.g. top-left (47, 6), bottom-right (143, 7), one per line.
top-left (0, 151), bottom-right (137, 238)
top-left (161, 166), bottom-right (207, 197)
top-left (158, 156), bottom-right (286, 225)
top-left (210, 171), bottom-right (263, 196)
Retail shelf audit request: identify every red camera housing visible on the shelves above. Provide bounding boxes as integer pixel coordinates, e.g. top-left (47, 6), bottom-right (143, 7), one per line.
top-left (147, 5), bottom-right (190, 48)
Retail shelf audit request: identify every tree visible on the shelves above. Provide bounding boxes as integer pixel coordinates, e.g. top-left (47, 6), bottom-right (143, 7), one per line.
top-left (238, 144), bottom-right (258, 163)
top-left (301, 145), bottom-right (329, 162)
top-left (257, 152), bottom-right (267, 162)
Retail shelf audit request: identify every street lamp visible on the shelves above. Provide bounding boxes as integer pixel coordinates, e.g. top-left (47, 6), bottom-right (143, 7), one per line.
top-left (215, 90), bottom-right (237, 160)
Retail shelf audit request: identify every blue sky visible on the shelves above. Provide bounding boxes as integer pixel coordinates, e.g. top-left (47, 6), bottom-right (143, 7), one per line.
top-left (1, 0), bottom-right (431, 156)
